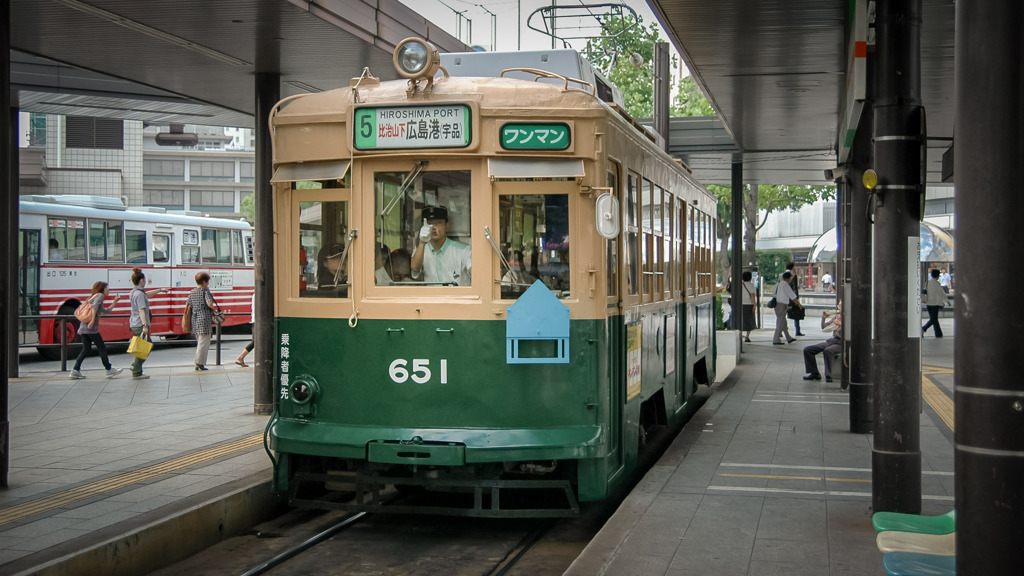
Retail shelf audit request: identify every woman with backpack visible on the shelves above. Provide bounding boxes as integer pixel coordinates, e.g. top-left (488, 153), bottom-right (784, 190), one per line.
top-left (69, 282), bottom-right (123, 379)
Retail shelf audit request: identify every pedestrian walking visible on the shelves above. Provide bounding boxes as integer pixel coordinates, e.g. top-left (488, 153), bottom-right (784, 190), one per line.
top-left (772, 271), bottom-right (802, 345)
top-left (740, 271), bottom-right (757, 342)
top-left (922, 269), bottom-right (946, 337)
top-left (69, 282), bottom-right (123, 379)
top-left (783, 262), bottom-right (804, 335)
top-left (235, 293), bottom-right (255, 368)
top-left (188, 272), bottom-right (221, 370)
top-left (128, 267), bottom-right (169, 380)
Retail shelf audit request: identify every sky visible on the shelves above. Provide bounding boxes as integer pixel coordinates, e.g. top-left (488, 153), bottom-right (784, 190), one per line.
top-left (397, 0), bottom-right (687, 76)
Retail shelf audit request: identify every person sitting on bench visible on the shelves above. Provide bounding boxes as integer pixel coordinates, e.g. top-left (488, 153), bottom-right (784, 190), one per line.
top-left (803, 302), bottom-right (842, 383)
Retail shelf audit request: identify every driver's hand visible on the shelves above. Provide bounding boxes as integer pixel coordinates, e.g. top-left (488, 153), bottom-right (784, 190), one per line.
top-left (418, 218), bottom-right (431, 243)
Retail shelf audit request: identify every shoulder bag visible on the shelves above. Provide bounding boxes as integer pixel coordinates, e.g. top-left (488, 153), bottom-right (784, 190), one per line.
top-left (74, 297), bottom-right (95, 324)
top-left (766, 284), bottom-right (778, 309)
top-left (207, 288), bottom-right (226, 325)
top-left (181, 301), bottom-right (192, 333)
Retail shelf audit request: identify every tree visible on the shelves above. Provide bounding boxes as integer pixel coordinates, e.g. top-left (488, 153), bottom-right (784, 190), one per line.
top-left (586, 18), bottom-right (665, 119)
top-left (674, 76), bottom-right (715, 117)
top-left (240, 193), bottom-right (255, 223)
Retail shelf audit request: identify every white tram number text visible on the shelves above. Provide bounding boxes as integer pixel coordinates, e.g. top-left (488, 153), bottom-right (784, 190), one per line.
top-left (389, 358), bottom-right (448, 385)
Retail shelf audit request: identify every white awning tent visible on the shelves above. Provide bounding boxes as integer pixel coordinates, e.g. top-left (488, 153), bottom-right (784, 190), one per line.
top-left (809, 222), bottom-right (954, 263)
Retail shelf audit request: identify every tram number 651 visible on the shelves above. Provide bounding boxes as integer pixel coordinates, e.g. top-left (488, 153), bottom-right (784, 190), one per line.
top-left (389, 359), bottom-right (448, 384)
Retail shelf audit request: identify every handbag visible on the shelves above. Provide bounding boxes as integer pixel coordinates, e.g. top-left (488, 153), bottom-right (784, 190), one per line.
top-left (128, 335), bottom-right (153, 360)
top-left (74, 296), bottom-right (96, 324)
top-left (787, 303), bottom-right (806, 320)
top-left (212, 309), bottom-right (226, 325)
top-left (181, 302), bottom-right (192, 333)
top-left (766, 297), bottom-right (777, 309)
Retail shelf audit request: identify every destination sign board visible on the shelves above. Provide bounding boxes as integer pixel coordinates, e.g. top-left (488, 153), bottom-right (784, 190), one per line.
top-left (500, 122), bottom-right (570, 150)
top-left (354, 105), bottom-right (471, 150)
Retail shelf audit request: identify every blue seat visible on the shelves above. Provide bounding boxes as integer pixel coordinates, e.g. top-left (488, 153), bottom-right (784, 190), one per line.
top-left (882, 551), bottom-right (955, 576)
top-left (873, 509), bottom-right (955, 534)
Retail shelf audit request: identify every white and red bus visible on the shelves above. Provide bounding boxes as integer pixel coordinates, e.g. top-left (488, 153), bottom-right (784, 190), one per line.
top-left (18, 195), bottom-right (254, 358)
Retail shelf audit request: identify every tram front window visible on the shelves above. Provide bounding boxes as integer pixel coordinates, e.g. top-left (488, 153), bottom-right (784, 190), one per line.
top-left (299, 200), bottom-right (349, 298)
top-left (374, 169), bottom-right (472, 286)
top-left (498, 194), bottom-right (569, 299)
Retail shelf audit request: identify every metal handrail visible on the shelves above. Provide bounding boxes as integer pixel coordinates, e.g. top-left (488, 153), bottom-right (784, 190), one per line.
top-left (19, 311), bottom-right (248, 372)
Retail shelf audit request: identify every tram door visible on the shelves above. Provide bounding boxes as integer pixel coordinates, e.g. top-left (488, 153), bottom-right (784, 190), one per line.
top-left (18, 229), bottom-right (41, 344)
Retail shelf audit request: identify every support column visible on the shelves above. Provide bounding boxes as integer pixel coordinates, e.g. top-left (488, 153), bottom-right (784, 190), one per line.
top-left (954, 1), bottom-right (1024, 573)
top-left (871, 0), bottom-right (923, 514)
top-left (652, 42), bottom-right (670, 152)
top-left (0, 0), bottom-right (10, 487)
top-left (848, 72), bottom-right (874, 433)
top-left (731, 162), bottom-right (743, 349)
top-left (7, 106), bottom-right (16, 380)
top-left (253, 73), bottom-right (279, 415)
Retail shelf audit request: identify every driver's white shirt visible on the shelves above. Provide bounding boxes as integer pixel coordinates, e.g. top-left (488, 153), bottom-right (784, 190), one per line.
top-left (412, 238), bottom-right (471, 286)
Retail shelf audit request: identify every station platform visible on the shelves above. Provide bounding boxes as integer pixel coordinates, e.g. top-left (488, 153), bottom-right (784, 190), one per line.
top-left (566, 320), bottom-right (956, 576)
top-left (0, 337), bottom-right (282, 576)
top-left (0, 320), bottom-right (956, 576)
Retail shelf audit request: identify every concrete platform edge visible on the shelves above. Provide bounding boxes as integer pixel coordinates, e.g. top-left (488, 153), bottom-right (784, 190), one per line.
top-left (6, 471), bottom-right (287, 576)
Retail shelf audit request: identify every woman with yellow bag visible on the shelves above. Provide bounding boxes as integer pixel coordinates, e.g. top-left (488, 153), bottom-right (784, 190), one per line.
top-left (128, 267), bottom-right (168, 380)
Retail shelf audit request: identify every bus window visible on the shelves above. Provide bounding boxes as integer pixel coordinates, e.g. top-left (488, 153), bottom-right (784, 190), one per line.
top-left (374, 169), bottom-right (471, 287)
top-left (153, 234), bottom-right (170, 264)
top-left (498, 194), bottom-right (569, 299)
top-left (126, 230), bottom-right (147, 263)
top-left (231, 230), bottom-right (244, 264)
top-left (201, 229), bottom-right (232, 264)
top-left (47, 218), bottom-right (87, 261)
top-left (300, 200), bottom-right (348, 297)
top-left (182, 228), bottom-right (200, 264)
top-left (89, 219), bottom-right (124, 262)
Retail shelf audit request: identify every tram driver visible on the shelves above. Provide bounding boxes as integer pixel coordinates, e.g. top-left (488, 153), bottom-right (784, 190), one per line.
top-left (411, 205), bottom-right (472, 286)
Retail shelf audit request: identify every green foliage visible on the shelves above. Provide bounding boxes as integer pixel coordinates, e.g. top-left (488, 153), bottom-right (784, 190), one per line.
top-left (240, 194), bottom-right (255, 223)
top-left (674, 76), bottom-right (715, 117)
top-left (757, 250), bottom-right (792, 290)
top-left (757, 184), bottom-right (835, 219)
top-left (587, 19), bottom-right (664, 118)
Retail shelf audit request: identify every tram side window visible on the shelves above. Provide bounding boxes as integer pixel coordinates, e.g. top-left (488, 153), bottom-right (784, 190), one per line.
top-left (374, 169), bottom-right (471, 287)
top-left (625, 173), bottom-right (639, 296)
top-left (300, 199), bottom-right (349, 297)
top-left (89, 219), bottom-right (124, 262)
top-left (606, 166), bottom-right (619, 300)
top-left (47, 218), bottom-right (87, 262)
top-left (497, 194), bottom-right (570, 299)
top-left (126, 230), bottom-right (147, 263)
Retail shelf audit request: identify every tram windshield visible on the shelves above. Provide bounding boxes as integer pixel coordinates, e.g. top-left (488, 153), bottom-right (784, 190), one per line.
top-left (498, 194), bottom-right (570, 299)
top-left (374, 169), bottom-right (472, 286)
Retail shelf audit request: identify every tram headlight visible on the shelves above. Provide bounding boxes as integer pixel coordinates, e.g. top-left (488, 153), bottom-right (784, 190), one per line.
top-left (394, 37), bottom-right (440, 80)
top-left (289, 376), bottom-right (320, 417)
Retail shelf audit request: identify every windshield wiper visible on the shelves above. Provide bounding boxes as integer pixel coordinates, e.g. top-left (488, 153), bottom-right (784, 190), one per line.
top-left (484, 226), bottom-right (517, 284)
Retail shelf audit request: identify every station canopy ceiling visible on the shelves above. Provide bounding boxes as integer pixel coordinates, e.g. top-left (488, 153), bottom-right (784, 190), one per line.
top-left (11, 0), bottom-right (467, 129)
top-left (10, 1), bottom-right (956, 187)
top-left (649, 0), bottom-right (955, 186)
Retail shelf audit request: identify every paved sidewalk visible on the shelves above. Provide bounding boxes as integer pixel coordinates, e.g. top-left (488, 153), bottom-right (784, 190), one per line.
top-left (565, 321), bottom-right (955, 576)
top-left (1, 337), bottom-right (270, 571)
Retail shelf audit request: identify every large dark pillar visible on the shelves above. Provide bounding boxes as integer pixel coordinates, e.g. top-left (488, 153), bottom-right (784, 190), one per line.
top-left (954, 1), bottom-right (1024, 573)
top-left (7, 106), bottom-right (16, 381)
top-left (871, 0), bottom-right (922, 514)
top-left (731, 162), bottom-right (743, 350)
top-left (652, 42), bottom-right (670, 152)
top-left (253, 73), bottom-right (279, 415)
top-left (848, 75), bottom-right (874, 434)
top-left (0, 0), bottom-right (10, 487)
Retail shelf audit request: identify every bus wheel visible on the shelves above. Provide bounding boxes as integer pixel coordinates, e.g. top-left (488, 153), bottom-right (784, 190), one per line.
top-left (37, 303), bottom-right (82, 361)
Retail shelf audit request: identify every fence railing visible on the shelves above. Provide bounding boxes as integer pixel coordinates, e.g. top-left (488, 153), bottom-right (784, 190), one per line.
top-left (19, 312), bottom-right (246, 372)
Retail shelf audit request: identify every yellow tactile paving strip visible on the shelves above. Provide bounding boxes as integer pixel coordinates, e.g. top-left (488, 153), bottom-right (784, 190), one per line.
top-left (922, 365), bottom-right (955, 432)
top-left (0, 433), bottom-right (263, 526)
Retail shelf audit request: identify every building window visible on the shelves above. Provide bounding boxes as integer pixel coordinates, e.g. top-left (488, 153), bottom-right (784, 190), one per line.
top-left (190, 190), bottom-right (235, 212)
top-left (239, 162), bottom-right (255, 182)
top-left (29, 113), bottom-right (47, 146)
top-left (66, 117), bottom-right (124, 149)
top-left (190, 161), bottom-right (235, 181)
top-left (144, 189), bottom-right (185, 207)
top-left (143, 159), bottom-right (185, 180)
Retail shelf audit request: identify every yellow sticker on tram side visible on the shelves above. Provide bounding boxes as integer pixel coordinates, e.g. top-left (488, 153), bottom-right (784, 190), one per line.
top-left (626, 323), bottom-right (642, 401)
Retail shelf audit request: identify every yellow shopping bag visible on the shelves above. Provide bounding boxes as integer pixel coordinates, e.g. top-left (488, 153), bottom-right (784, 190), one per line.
top-left (128, 336), bottom-right (153, 360)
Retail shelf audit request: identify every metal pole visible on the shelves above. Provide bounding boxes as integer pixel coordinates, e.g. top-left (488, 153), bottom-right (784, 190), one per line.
top-left (955, 1), bottom-right (1024, 573)
top-left (7, 106), bottom-right (16, 380)
top-left (60, 318), bottom-right (67, 372)
top-left (0, 0), bottom-right (10, 487)
top-left (848, 66), bottom-right (874, 433)
top-left (215, 323), bottom-right (221, 366)
top-left (253, 73), bottom-right (279, 415)
top-left (731, 162), bottom-right (743, 351)
top-left (871, 0), bottom-right (922, 514)
top-left (653, 42), bottom-right (670, 152)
